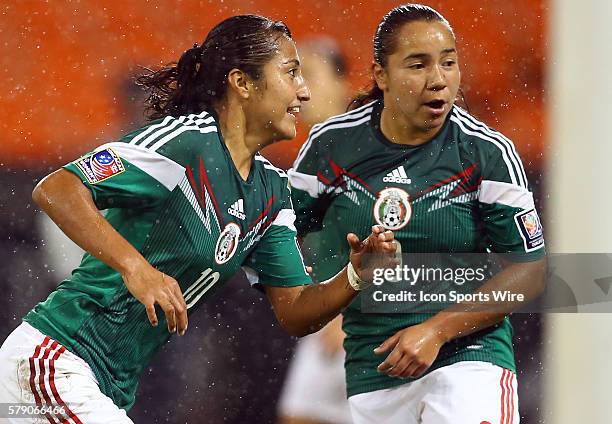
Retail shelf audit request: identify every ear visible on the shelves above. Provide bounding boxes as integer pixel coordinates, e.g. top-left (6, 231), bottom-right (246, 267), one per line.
top-left (227, 68), bottom-right (252, 100)
top-left (372, 62), bottom-right (388, 92)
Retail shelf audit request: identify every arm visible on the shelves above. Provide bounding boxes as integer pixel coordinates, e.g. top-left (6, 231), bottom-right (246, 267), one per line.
top-left (375, 258), bottom-right (546, 378)
top-left (33, 169), bottom-right (188, 334)
top-left (376, 137), bottom-right (546, 378)
top-left (265, 227), bottom-right (396, 337)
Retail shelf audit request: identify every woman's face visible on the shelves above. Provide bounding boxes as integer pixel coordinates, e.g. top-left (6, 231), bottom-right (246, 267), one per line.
top-left (375, 20), bottom-right (460, 133)
top-left (246, 36), bottom-right (311, 144)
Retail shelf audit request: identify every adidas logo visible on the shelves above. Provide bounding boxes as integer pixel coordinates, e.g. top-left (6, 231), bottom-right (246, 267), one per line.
top-left (382, 166), bottom-right (411, 184)
top-left (228, 199), bottom-right (246, 220)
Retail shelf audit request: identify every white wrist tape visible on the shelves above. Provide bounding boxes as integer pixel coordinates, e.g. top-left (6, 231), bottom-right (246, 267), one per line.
top-left (347, 262), bottom-right (372, 291)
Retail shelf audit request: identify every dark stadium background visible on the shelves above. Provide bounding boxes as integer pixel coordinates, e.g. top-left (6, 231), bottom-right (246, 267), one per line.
top-left (0, 1), bottom-right (547, 422)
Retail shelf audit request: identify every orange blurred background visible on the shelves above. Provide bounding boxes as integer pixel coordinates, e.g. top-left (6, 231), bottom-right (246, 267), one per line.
top-left (0, 0), bottom-right (547, 169)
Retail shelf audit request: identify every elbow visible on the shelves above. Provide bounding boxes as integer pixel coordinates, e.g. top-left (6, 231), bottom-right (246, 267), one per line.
top-left (277, 318), bottom-right (319, 338)
top-left (32, 178), bottom-right (49, 209)
top-left (525, 257), bottom-right (547, 298)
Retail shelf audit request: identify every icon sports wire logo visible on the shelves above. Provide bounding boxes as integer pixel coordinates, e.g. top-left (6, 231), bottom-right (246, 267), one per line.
top-left (228, 199), bottom-right (246, 220)
top-left (383, 165), bottom-right (411, 184)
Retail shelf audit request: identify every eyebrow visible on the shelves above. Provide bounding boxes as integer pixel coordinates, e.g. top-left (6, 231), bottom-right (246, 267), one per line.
top-left (282, 59), bottom-right (301, 66)
top-left (403, 48), bottom-right (456, 60)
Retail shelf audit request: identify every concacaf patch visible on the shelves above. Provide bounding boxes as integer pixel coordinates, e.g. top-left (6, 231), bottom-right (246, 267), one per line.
top-left (75, 148), bottom-right (125, 184)
top-left (514, 208), bottom-right (544, 252)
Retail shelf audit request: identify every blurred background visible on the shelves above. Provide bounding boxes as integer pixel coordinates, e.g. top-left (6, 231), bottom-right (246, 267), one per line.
top-left (1, 0), bottom-right (593, 423)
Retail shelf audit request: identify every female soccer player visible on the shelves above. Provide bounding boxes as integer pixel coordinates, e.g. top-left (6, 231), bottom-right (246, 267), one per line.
top-left (288, 4), bottom-right (545, 423)
top-left (0, 15), bottom-right (395, 424)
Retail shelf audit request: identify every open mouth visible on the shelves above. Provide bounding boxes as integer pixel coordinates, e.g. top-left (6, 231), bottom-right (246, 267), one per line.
top-left (287, 106), bottom-right (300, 117)
top-left (423, 99), bottom-right (446, 110)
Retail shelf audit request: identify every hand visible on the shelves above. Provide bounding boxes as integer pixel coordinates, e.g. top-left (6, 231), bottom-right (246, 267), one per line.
top-left (347, 225), bottom-right (397, 283)
top-left (122, 263), bottom-right (188, 335)
top-left (374, 322), bottom-right (446, 379)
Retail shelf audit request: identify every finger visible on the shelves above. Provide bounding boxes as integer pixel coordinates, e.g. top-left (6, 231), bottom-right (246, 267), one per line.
top-left (144, 302), bottom-right (158, 327)
top-left (170, 288), bottom-right (188, 336)
top-left (387, 355), bottom-right (413, 378)
top-left (377, 349), bottom-right (402, 373)
top-left (160, 300), bottom-right (177, 333)
top-left (306, 266), bottom-right (313, 274)
top-left (374, 334), bottom-right (399, 354)
top-left (347, 233), bottom-right (362, 251)
top-left (379, 230), bottom-right (395, 242)
top-left (400, 360), bottom-right (422, 378)
top-left (411, 363), bottom-right (431, 378)
top-left (162, 276), bottom-right (188, 336)
top-left (371, 225), bottom-right (385, 234)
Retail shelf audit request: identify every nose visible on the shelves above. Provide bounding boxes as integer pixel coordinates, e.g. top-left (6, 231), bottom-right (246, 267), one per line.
top-left (427, 65), bottom-right (446, 91)
top-left (297, 77), bottom-right (311, 102)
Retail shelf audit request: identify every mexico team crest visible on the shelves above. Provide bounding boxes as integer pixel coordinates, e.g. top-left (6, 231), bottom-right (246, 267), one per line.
top-left (215, 222), bottom-right (241, 265)
top-left (373, 187), bottom-right (412, 230)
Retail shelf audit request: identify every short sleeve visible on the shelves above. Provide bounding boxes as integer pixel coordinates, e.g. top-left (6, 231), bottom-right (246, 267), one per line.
top-left (288, 129), bottom-right (327, 235)
top-left (243, 192), bottom-right (312, 288)
top-left (63, 142), bottom-right (185, 210)
top-left (478, 141), bottom-right (545, 262)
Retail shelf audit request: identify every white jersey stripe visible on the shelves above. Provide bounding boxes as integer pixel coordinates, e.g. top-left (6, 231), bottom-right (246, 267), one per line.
top-left (310, 105), bottom-right (375, 139)
top-left (129, 115), bottom-right (174, 145)
top-left (149, 125), bottom-right (217, 152)
top-left (255, 155), bottom-right (288, 178)
top-left (449, 115), bottom-right (519, 186)
top-left (294, 115), bottom-right (373, 169)
top-left (454, 107), bottom-right (528, 186)
top-left (271, 208), bottom-right (298, 232)
top-left (479, 180), bottom-right (534, 209)
top-left (309, 101), bottom-right (375, 135)
top-left (452, 108), bottom-right (527, 187)
top-left (294, 104), bottom-right (376, 170)
top-left (96, 142), bottom-right (185, 191)
top-left (142, 114), bottom-right (214, 149)
top-left (179, 178), bottom-right (212, 233)
top-left (287, 169), bottom-right (320, 198)
top-left (131, 111), bottom-right (209, 147)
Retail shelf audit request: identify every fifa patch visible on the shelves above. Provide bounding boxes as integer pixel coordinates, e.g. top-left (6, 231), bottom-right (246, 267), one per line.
top-left (75, 148), bottom-right (125, 184)
top-left (514, 208), bottom-right (544, 252)
top-left (373, 187), bottom-right (412, 230)
top-left (215, 222), bottom-right (241, 265)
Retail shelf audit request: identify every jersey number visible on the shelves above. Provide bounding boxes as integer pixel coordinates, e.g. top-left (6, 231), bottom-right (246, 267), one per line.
top-left (185, 268), bottom-right (220, 309)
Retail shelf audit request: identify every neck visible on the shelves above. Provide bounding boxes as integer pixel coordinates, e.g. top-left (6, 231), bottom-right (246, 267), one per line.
top-left (380, 104), bottom-right (443, 146)
top-left (216, 103), bottom-right (263, 181)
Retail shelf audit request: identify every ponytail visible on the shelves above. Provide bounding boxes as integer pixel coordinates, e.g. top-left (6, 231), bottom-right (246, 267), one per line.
top-left (348, 82), bottom-right (383, 111)
top-left (136, 15), bottom-right (291, 121)
top-left (136, 44), bottom-right (210, 120)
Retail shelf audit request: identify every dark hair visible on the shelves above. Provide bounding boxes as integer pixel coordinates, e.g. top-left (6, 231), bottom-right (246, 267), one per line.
top-left (136, 15), bottom-right (291, 120)
top-left (349, 4), bottom-right (453, 110)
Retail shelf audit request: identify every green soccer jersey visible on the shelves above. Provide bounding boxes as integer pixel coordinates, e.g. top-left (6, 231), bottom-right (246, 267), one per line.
top-left (288, 100), bottom-right (545, 397)
top-left (24, 110), bottom-right (311, 409)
